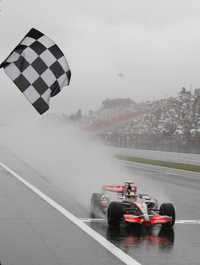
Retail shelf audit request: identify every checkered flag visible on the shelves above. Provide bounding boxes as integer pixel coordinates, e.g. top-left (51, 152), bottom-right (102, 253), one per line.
top-left (0, 28), bottom-right (71, 114)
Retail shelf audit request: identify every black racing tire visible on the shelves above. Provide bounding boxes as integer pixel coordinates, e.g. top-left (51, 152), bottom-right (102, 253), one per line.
top-left (159, 227), bottom-right (174, 247)
top-left (90, 193), bottom-right (101, 218)
top-left (159, 203), bottom-right (176, 227)
top-left (107, 202), bottom-right (124, 227)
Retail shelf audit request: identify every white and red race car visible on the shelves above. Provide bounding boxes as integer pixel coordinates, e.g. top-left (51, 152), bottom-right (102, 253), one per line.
top-left (90, 181), bottom-right (175, 228)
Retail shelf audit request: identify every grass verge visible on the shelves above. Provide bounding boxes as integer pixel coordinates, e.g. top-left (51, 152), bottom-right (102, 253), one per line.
top-left (115, 154), bottom-right (200, 173)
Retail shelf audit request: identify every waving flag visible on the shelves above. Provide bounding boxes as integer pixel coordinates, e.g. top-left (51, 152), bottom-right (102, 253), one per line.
top-left (0, 28), bottom-right (71, 114)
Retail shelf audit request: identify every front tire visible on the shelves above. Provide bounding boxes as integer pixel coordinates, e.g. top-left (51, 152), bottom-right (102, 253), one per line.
top-left (107, 202), bottom-right (123, 227)
top-left (159, 203), bottom-right (176, 227)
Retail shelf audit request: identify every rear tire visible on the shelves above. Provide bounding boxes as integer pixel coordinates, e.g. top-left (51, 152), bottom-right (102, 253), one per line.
top-left (159, 203), bottom-right (176, 227)
top-left (107, 202), bottom-right (124, 227)
top-left (90, 193), bottom-right (101, 218)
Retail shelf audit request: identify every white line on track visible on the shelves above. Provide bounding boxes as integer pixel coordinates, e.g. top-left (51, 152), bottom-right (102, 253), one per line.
top-left (176, 220), bottom-right (200, 224)
top-left (80, 218), bottom-right (105, 223)
top-left (0, 162), bottom-right (141, 265)
top-left (81, 218), bottom-right (200, 224)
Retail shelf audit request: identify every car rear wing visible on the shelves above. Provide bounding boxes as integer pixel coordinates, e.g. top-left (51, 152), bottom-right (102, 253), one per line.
top-left (103, 185), bottom-right (124, 193)
top-left (102, 184), bottom-right (137, 193)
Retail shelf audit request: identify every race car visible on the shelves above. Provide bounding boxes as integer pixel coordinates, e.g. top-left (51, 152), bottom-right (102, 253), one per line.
top-left (90, 181), bottom-right (175, 228)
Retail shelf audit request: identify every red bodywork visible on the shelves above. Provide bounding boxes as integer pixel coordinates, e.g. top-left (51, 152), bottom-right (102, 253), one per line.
top-left (124, 214), bottom-right (172, 225)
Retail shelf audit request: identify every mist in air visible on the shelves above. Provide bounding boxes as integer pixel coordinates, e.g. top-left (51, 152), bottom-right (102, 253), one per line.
top-left (0, 114), bottom-right (169, 209)
top-left (0, 114), bottom-right (126, 207)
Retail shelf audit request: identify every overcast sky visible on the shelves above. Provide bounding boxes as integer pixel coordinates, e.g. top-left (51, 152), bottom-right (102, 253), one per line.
top-left (1, 0), bottom-right (200, 117)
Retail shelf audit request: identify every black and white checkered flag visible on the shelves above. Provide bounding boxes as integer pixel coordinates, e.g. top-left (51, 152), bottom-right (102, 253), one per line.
top-left (0, 28), bottom-right (71, 114)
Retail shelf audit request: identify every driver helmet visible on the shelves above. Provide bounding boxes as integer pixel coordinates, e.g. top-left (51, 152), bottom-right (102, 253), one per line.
top-left (125, 183), bottom-right (137, 199)
top-left (126, 190), bottom-right (137, 199)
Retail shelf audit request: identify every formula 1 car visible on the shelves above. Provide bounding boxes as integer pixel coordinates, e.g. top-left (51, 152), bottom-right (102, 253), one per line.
top-left (90, 181), bottom-right (175, 228)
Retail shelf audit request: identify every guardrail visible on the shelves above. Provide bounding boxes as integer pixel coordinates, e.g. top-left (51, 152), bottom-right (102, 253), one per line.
top-left (111, 147), bottom-right (200, 166)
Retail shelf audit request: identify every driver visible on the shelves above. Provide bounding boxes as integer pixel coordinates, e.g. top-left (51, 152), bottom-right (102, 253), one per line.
top-left (125, 183), bottom-right (137, 201)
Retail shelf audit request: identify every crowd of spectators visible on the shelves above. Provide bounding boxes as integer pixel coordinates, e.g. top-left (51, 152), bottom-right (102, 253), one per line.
top-left (69, 88), bottom-right (200, 152)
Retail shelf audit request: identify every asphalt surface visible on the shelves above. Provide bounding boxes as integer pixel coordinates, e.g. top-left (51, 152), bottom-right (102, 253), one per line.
top-left (0, 147), bottom-right (200, 265)
top-left (0, 148), bottom-right (126, 265)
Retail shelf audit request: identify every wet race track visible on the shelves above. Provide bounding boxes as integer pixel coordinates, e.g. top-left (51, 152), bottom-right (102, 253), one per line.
top-left (0, 148), bottom-right (200, 265)
top-left (87, 162), bottom-right (200, 265)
